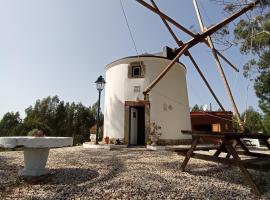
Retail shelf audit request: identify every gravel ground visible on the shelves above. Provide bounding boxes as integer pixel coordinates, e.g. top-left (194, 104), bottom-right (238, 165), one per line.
top-left (0, 146), bottom-right (270, 200)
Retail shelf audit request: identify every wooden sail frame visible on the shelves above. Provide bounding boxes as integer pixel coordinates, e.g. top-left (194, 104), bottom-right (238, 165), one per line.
top-left (136, 0), bottom-right (259, 130)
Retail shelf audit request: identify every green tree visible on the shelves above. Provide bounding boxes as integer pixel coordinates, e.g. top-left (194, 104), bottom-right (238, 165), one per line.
top-left (91, 100), bottom-right (104, 126)
top-left (234, 11), bottom-right (270, 133)
top-left (211, 1), bottom-right (270, 133)
top-left (23, 96), bottom-right (98, 144)
top-left (232, 115), bottom-right (241, 132)
top-left (241, 106), bottom-right (263, 133)
top-left (263, 113), bottom-right (270, 133)
top-left (0, 96), bottom-right (102, 144)
top-left (0, 112), bottom-right (25, 136)
top-left (191, 104), bottom-right (203, 112)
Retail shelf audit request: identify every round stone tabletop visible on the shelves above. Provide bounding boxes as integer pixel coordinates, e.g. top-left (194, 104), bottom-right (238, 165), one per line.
top-left (0, 137), bottom-right (73, 148)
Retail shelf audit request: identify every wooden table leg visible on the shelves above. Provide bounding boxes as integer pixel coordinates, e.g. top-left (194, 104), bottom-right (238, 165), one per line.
top-left (235, 138), bottom-right (254, 156)
top-left (180, 136), bottom-right (199, 172)
top-left (214, 139), bottom-right (226, 157)
top-left (225, 140), bottom-right (239, 159)
top-left (224, 140), bottom-right (261, 196)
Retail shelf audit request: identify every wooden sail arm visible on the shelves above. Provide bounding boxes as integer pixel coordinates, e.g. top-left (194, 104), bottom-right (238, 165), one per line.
top-left (187, 53), bottom-right (225, 111)
top-left (195, 0), bottom-right (259, 42)
top-left (137, 0), bottom-right (246, 72)
top-left (136, 0), bottom-right (197, 37)
top-left (142, 0), bottom-right (258, 95)
top-left (215, 50), bottom-right (239, 72)
top-left (192, 0), bottom-right (243, 130)
top-left (150, 0), bottom-right (225, 111)
top-left (191, 0), bottom-right (239, 72)
top-left (143, 43), bottom-right (190, 95)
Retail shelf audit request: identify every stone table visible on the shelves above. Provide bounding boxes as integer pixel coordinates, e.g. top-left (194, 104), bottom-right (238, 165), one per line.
top-left (0, 137), bottom-right (73, 176)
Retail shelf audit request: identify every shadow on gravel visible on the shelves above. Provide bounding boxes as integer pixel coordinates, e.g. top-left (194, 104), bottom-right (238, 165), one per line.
top-left (0, 155), bottom-right (22, 195)
top-left (183, 163), bottom-right (244, 184)
top-left (48, 154), bottom-right (125, 199)
top-left (182, 163), bottom-right (270, 195)
top-left (157, 161), bottom-right (269, 199)
top-left (22, 168), bottom-right (99, 185)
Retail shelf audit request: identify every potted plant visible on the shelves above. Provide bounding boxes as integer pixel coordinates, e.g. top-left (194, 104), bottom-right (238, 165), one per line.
top-left (104, 136), bottom-right (109, 144)
top-left (149, 122), bottom-right (162, 146)
top-left (27, 129), bottom-right (45, 137)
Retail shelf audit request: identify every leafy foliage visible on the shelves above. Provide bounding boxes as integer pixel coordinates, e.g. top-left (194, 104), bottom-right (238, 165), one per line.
top-left (233, 106), bottom-right (265, 133)
top-left (234, 12), bottom-right (270, 116)
top-left (191, 104), bottom-right (204, 112)
top-left (0, 112), bottom-right (25, 136)
top-left (209, 1), bottom-right (270, 133)
top-left (0, 96), bottom-right (103, 145)
top-left (241, 106), bottom-right (263, 133)
top-left (263, 113), bottom-right (270, 133)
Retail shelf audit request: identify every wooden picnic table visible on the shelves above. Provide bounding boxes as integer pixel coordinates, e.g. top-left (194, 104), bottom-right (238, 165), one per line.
top-left (176, 130), bottom-right (270, 196)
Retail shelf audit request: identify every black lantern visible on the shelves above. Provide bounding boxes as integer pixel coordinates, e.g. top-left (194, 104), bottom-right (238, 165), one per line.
top-left (95, 75), bottom-right (106, 91)
top-left (94, 75), bottom-right (105, 144)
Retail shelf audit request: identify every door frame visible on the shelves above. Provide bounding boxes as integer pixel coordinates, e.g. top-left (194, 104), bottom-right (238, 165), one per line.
top-left (128, 106), bottom-right (145, 146)
top-left (124, 101), bottom-right (150, 145)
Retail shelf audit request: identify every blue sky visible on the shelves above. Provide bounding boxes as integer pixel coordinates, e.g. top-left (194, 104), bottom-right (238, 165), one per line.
top-left (0, 0), bottom-right (259, 118)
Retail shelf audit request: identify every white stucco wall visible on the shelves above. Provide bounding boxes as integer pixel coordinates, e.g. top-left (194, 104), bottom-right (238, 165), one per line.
top-left (104, 56), bottom-right (191, 140)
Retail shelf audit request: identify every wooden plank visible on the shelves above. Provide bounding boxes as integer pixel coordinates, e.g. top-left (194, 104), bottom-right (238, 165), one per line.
top-left (236, 138), bottom-right (251, 154)
top-left (182, 132), bottom-right (225, 139)
top-left (236, 150), bottom-right (270, 158)
top-left (191, 1), bottom-right (259, 44)
top-left (181, 130), bottom-right (270, 139)
top-left (180, 136), bottom-right (199, 172)
top-left (193, 0), bottom-right (243, 129)
top-left (143, 43), bottom-right (190, 95)
top-left (149, 1), bottom-right (226, 111)
top-left (261, 138), bottom-right (270, 150)
top-left (188, 53), bottom-right (225, 111)
top-left (224, 140), bottom-right (261, 195)
top-left (227, 134), bottom-right (270, 140)
top-left (137, 0), bottom-right (259, 95)
top-left (171, 146), bottom-right (219, 152)
top-left (215, 51), bottom-right (239, 72)
top-left (135, 0), bottom-right (196, 37)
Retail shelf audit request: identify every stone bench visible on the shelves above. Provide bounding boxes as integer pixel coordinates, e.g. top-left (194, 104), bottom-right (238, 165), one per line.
top-left (0, 137), bottom-right (73, 176)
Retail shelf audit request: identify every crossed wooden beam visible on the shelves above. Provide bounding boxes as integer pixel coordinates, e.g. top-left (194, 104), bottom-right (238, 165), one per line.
top-left (136, 0), bottom-right (259, 130)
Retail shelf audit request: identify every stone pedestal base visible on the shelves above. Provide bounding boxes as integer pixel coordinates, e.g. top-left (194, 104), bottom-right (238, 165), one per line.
top-left (146, 145), bottom-right (166, 151)
top-left (20, 148), bottom-right (49, 176)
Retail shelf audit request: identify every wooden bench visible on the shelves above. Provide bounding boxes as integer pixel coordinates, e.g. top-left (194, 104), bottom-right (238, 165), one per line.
top-left (175, 130), bottom-right (270, 196)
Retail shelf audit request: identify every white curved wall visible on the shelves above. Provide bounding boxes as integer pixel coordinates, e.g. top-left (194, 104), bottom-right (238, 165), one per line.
top-left (104, 57), bottom-right (191, 140)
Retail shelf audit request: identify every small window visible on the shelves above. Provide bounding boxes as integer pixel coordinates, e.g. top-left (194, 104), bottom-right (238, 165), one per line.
top-left (128, 62), bottom-right (145, 78)
top-left (134, 86), bottom-right (140, 92)
top-left (132, 66), bottom-right (141, 77)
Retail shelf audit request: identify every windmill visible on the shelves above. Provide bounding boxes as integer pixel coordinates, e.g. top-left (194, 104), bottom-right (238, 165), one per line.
top-left (136, 0), bottom-right (260, 131)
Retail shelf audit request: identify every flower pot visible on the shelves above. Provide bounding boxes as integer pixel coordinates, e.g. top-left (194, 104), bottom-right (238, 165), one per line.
top-left (90, 134), bottom-right (96, 143)
top-left (150, 135), bottom-right (158, 146)
top-left (104, 137), bottom-right (109, 144)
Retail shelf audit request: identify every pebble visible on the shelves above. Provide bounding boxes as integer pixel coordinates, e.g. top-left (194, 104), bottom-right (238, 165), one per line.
top-left (0, 146), bottom-right (269, 200)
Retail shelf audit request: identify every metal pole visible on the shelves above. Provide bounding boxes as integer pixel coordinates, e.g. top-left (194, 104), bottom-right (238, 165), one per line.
top-left (96, 90), bottom-right (101, 145)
